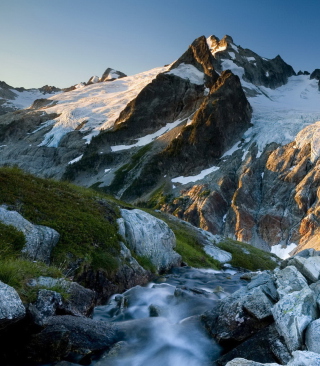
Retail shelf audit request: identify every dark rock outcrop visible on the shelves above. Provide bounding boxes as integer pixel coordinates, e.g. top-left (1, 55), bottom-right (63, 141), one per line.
top-left (310, 69), bottom-right (320, 80)
top-left (26, 315), bottom-right (120, 363)
top-left (101, 68), bottom-right (127, 82)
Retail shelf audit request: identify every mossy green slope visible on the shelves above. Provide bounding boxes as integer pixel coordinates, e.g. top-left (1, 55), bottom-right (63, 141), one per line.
top-left (0, 167), bottom-right (120, 274)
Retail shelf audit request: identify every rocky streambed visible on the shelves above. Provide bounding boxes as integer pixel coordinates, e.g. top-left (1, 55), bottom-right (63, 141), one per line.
top-left (3, 249), bottom-right (320, 365)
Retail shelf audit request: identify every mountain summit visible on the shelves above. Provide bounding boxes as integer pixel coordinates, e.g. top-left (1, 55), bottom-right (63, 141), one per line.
top-left (0, 34), bottom-right (320, 256)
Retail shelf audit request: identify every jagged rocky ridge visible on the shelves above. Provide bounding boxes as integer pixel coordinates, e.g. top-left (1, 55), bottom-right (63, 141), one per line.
top-left (0, 34), bottom-right (319, 255)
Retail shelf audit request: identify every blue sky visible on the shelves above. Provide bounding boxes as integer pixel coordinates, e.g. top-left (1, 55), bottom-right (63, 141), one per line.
top-left (1, 0), bottom-right (319, 88)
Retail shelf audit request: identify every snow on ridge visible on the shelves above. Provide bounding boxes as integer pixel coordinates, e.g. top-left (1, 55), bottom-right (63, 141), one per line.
top-left (111, 117), bottom-right (185, 152)
top-left (172, 166), bottom-right (220, 185)
top-left (2, 88), bottom-right (61, 110)
top-left (166, 63), bottom-right (205, 85)
top-left (220, 54), bottom-right (320, 156)
top-left (36, 65), bottom-right (169, 147)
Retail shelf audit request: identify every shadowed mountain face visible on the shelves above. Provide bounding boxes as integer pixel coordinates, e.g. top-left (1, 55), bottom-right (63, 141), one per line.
top-left (1, 34), bottom-right (320, 254)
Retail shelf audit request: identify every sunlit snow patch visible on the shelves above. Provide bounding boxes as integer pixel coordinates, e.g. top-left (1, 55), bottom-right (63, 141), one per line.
top-left (68, 155), bottom-right (83, 165)
top-left (172, 166), bottom-right (219, 185)
top-left (167, 63), bottom-right (204, 85)
top-left (271, 243), bottom-right (297, 259)
top-left (111, 118), bottom-right (184, 151)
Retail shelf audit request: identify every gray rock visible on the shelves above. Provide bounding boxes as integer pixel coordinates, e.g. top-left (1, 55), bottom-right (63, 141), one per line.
top-left (225, 359), bottom-right (280, 365)
top-left (309, 280), bottom-right (320, 312)
top-left (291, 256), bottom-right (320, 283)
top-left (295, 248), bottom-right (320, 258)
top-left (202, 286), bottom-right (273, 345)
top-left (287, 351), bottom-right (320, 365)
top-left (203, 243), bottom-right (232, 263)
top-left (118, 209), bottom-right (181, 272)
top-left (0, 281), bottom-right (26, 330)
top-left (274, 266), bottom-right (308, 299)
top-left (28, 289), bottom-right (63, 326)
top-left (305, 319), bottom-right (320, 354)
top-left (0, 206), bottom-right (59, 263)
top-left (271, 287), bottom-right (318, 352)
top-left (242, 286), bottom-right (274, 320)
top-left (27, 315), bottom-right (119, 363)
top-left (217, 324), bottom-right (290, 365)
top-left (247, 272), bottom-right (279, 302)
top-left (29, 276), bottom-right (96, 317)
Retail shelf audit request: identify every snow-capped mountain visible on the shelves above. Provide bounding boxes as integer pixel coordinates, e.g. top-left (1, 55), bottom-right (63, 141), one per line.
top-left (1, 34), bottom-right (320, 255)
top-left (0, 81), bottom-right (61, 115)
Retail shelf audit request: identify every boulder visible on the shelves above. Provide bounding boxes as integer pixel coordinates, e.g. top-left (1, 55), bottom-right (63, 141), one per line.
top-left (305, 318), bottom-right (320, 354)
top-left (287, 351), bottom-right (320, 365)
top-left (225, 359), bottom-right (280, 365)
top-left (0, 281), bottom-right (26, 330)
top-left (202, 285), bottom-right (274, 346)
top-left (290, 256), bottom-right (320, 283)
top-left (271, 287), bottom-right (318, 352)
top-left (274, 266), bottom-right (308, 299)
top-left (28, 290), bottom-right (63, 326)
top-left (26, 315), bottom-right (119, 363)
top-left (29, 276), bottom-right (96, 317)
top-left (242, 286), bottom-right (274, 320)
top-left (118, 209), bottom-right (181, 272)
top-left (217, 324), bottom-right (291, 365)
top-left (0, 206), bottom-right (59, 263)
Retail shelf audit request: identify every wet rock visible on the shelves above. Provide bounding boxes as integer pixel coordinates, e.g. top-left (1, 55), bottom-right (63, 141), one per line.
top-left (29, 277), bottom-right (96, 317)
top-left (202, 286), bottom-right (273, 346)
top-left (0, 281), bottom-right (26, 330)
top-left (217, 324), bottom-right (290, 365)
top-left (0, 206), bottom-right (59, 263)
top-left (274, 266), bottom-right (308, 299)
top-left (26, 315), bottom-right (119, 363)
top-left (271, 287), bottom-right (318, 352)
top-left (305, 318), bottom-right (320, 354)
top-left (288, 351), bottom-right (320, 365)
top-left (118, 209), bottom-right (181, 272)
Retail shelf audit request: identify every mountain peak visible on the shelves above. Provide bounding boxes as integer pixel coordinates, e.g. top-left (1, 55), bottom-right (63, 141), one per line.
top-left (100, 68), bottom-right (127, 82)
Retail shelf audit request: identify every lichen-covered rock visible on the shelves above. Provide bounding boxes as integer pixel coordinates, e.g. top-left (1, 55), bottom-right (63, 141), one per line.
top-left (271, 287), bottom-right (318, 352)
top-left (287, 351), bottom-right (320, 365)
top-left (305, 318), bottom-right (320, 354)
top-left (28, 290), bottom-right (63, 326)
top-left (118, 209), bottom-right (181, 272)
top-left (0, 281), bottom-right (26, 330)
top-left (274, 266), bottom-right (308, 299)
top-left (242, 286), bottom-right (274, 320)
top-left (29, 277), bottom-right (96, 317)
top-left (0, 206), bottom-right (59, 263)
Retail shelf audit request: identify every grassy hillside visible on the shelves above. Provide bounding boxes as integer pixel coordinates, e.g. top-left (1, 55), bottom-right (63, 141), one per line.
top-left (0, 167), bottom-right (279, 302)
top-left (0, 167), bottom-right (121, 274)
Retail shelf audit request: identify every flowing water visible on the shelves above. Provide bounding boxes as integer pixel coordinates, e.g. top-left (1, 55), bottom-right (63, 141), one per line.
top-left (91, 266), bottom-right (246, 366)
